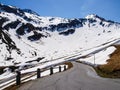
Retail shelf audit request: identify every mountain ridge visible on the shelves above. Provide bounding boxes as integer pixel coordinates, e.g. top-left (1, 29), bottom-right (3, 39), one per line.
top-left (0, 3), bottom-right (120, 68)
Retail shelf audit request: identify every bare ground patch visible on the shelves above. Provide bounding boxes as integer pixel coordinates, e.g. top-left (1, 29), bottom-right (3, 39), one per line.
top-left (95, 45), bottom-right (120, 78)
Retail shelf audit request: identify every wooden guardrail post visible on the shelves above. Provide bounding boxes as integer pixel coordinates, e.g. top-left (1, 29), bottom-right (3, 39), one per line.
top-left (50, 67), bottom-right (53, 75)
top-left (59, 66), bottom-right (61, 72)
top-left (37, 68), bottom-right (41, 78)
top-left (16, 71), bottom-right (21, 85)
top-left (64, 65), bottom-right (66, 71)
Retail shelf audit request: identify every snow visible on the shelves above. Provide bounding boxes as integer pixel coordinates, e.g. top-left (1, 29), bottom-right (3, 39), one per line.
top-left (80, 46), bottom-right (116, 65)
top-left (0, 13), bottom-right (120, 67)
top-left (24, 12), bottom-right (68, 27)
top-left (0, 70), bottom-right (15, 80)
top-left (85, 14), bottom-right (105, 22)
top-left (85, 14), bottom-right (97, 19)
top-left (21, 58), bottom-right (66, 74)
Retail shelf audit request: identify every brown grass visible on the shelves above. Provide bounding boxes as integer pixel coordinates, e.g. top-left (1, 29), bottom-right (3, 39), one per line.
top-left (96, 45), bottom-right (120, 78)
top-left (4, 84), bottom-right (20, 90)
top-left (64, 62), bottom-right (73, 69)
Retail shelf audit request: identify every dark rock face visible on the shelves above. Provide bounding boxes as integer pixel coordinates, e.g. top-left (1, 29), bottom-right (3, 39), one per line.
top-left (0, 4), bottom-right (24, 16)
top-left (23, 9), bottom-right (40, 16)
top-left (4, 20), bottom-right (21, 30)
top-left (49, 19), bottom-right (83, 32)
top-left (28, 31), bottom-right (45, 41)
top-left (0, 27), bottom-right (20, 54)
top-left (16, 23), bottom-right (35, 35)
top-left (0, 3), bottom-right (40, 23)
top-left (0, 16), bottom-right (9, 26)
top-left (59, 29), bottom-right (75, 36)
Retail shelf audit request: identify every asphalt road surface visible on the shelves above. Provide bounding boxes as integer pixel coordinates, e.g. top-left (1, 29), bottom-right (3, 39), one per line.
top-left (18, 62), bottom-right (120, 90)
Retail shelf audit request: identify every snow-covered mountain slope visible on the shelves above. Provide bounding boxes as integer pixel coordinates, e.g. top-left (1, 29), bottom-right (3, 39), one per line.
top-left (0, 3), bottom-right (120, 68)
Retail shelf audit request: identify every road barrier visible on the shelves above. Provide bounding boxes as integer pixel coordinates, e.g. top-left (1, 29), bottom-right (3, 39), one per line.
top-left (37, 68), bottom-right (41, 78)
top-left (16, 71), bottom-right (21, 85)
top-left (64, 65), bottom-right (66, 71)
top-left (50, 67), bottom-right (53, 75)
top-left (16, 64), bottom-right (67, 85)
top-left (59, 66), bottom-right (61, 72)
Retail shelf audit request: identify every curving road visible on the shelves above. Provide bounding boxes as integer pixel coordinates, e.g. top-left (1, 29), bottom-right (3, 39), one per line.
top-left (18, 62), bottom-right (120, 90)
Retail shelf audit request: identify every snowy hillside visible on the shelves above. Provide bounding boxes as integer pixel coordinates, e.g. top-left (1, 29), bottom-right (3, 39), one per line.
top-left (0, 3), bottom-right (120, 70)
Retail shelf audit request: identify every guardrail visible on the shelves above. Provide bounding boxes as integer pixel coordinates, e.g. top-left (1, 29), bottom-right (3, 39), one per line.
top-left (16, 65), bottom-right (67, 85)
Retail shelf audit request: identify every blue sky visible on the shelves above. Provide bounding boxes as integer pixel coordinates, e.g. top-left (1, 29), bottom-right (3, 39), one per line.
top-left (0, 0), bottom-right (120, 22)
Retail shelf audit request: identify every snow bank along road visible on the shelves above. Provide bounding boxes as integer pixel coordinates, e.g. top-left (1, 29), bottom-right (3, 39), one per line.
top-left (18, 62), bottom-right (120, 90)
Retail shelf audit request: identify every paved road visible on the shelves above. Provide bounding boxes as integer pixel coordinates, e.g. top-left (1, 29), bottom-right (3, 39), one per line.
top-left (18, 62), bottom-right (120, 90)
